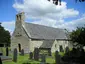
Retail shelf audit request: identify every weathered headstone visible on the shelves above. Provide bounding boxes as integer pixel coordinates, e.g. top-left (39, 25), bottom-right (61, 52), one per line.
top-left (29, 52), bottom-right (33, 59)
top-left (0, 57), bottom-right (2, 64)
top-left (6, 47), bottom-right (9, 56)
top-left (60, 45), bottom-right (64, 52)
top-left (20, 49), bottom-right (24, 56)
top-left (48, 49), bottom-right (51, 56)
top-left (34, 48), bottom-right (39, 61)
top-left (40, 54), bottom-right (46, 64)
top-left (13, 48), bottom-right (17, 62)
top-left (65, 46), bottom-right (69, 53)
top-left (55, 51), bottom-right (61, 64)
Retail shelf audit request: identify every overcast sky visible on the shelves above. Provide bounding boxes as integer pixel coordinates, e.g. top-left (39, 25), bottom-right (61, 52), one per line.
top-left (0, 0), bottom-right (85, 34)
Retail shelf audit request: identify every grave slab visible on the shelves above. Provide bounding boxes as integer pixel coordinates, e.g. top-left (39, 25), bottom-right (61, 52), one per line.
top-left (0, 56), bottom-right (12, 61)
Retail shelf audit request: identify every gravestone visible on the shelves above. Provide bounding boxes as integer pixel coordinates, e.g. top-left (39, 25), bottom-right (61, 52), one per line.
top-left (0, 57), bottom-right (2, 64)
top-left (6, 47), bottom-right (9, 56)
top-left (48, 49), bottom-right (51, 56)
top-left (55, 51), bottom-right (61, 64)
top-left (65, 47), bottom-right (69, 53)
top-left (34, 48), bottom-right (39, 61)
top-left (60, 45), bottom-right (64, 52)
top-left (20, 49), bottom-right (24, 56)
top-left (40, 54), bottom-right (46, 64)
top-left (13, 48), bottom-right (17, 62)
top-left (29, 52), bottom-right (33, 59)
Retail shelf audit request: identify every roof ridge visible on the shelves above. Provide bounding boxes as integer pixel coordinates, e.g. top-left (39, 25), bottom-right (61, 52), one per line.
top-left (25, 22), bottom-right (63, 30)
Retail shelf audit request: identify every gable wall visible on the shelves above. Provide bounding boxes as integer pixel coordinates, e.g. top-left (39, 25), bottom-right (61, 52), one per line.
top-left (11, 24), bottom-right (30, 53)
top-left (51, 40), bottom-right (69, 52)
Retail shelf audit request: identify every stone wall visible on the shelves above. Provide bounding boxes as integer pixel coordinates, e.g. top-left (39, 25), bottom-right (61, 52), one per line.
top-left (51, 40), bottom-right (69, 52)
top-left (30, 40), bottom-right (43, 52)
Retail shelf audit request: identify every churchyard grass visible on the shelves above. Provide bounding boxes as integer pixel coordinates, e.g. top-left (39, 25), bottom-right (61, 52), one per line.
top-left (3, 54), bottom-right (55, 64)
top-left (1, 47), bottom-right (55, 64)
top-left (1, 47), bottom-right (69, 64)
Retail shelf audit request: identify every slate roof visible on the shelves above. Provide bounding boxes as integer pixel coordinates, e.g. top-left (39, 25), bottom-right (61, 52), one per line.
top-left (24, 22), bottom-right (68, 40)
top-left (40, 40), bottom-right (54, 48)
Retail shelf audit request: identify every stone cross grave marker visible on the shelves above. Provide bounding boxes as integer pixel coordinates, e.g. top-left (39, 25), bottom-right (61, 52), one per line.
top-left (34, 48), bottom-right (39, 61)
top-left (13, 48), bottom-right (17, 62)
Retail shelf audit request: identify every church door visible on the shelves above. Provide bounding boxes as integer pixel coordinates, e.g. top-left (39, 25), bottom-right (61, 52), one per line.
top-left (18, 44), bottom-right (21, 52)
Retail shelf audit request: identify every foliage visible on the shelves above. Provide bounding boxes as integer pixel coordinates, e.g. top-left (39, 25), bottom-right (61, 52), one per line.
top-left (61, 48), bottom-right (85, 64)
top-left (76, 0), bottom-right (85, 2)
top-left (70, 26), bottom-right (85, 47)
top-left (0, 23), bottom-right (10, 46)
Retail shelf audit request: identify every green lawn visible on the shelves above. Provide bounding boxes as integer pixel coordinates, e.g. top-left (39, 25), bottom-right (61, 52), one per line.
top-left (1, 47), bottom-right (66, 64)
top-left (3, 54), bottom-right (55, 64)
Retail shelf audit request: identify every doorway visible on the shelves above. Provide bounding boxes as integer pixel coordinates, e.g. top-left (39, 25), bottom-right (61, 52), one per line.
top-left (18, 43), bottom-right (21, 52)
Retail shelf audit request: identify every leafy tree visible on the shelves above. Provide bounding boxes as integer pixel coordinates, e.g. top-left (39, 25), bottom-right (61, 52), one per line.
top-left (70, 26), bottom-right (85, 47)
top-left (0, 23), bottom-right (10, 47)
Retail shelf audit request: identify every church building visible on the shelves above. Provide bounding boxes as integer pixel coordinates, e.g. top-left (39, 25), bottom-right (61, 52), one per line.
top-left (11, 12), bottom-right (72, 53)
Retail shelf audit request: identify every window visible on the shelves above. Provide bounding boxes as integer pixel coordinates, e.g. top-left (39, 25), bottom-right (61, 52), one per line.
top-left (18, 43), bottom-right (21, 52)
top-left (15, 33), bottom-right (22, 37)
top-left (16, 15), bottom-right (18, 20)
top-left (19, 15), bottom-right (21, 20)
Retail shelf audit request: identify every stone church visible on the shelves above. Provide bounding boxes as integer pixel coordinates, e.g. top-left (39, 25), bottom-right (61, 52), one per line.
top-left (11, 12), bottom-right (72, 53)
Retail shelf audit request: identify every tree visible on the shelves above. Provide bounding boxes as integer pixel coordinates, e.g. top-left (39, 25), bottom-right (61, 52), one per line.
top-left (70, 26), bottom-right (85, 47)
top-left (47, 0), bottom-right (85, 5)
top-left (48, 0), bottom-right (61, 5)
top-left (0, 23), bottom-right (10, 47)
top-left (76, 0), bottom-right (85, 2)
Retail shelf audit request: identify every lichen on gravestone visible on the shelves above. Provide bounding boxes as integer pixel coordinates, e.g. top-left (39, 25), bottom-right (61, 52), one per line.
top-left (34, 48), bottom-right (39, 61)
top-left (13, 48), bottom-right (17, 62)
